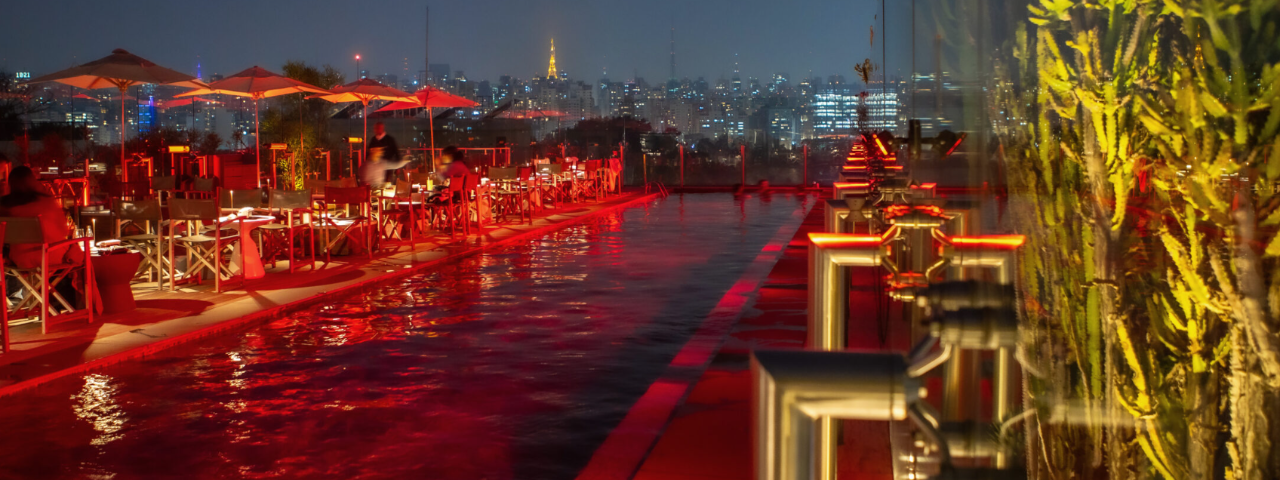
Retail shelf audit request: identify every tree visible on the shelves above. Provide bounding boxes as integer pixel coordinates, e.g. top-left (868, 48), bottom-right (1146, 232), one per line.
top-left (196, 131), bottom-right (222, 156)
top-left (259, 61), bottom-right (346, 188)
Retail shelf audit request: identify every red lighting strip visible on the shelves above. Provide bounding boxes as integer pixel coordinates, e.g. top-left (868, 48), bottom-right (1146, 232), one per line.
top-left (949, 235), bottom-right (1026, 249)
top-left (911, 183), bottom-right (937, 190)
top-left (834, 182), bottom-right (871, 188)
top-left (883, 205), bottom-right (947, 219)
top-left (873, 135), bottom-right (889, 156)
top-left (809, 232), bottom-right (884, 248)
top-left (944, 134), bottom-right (965, 157)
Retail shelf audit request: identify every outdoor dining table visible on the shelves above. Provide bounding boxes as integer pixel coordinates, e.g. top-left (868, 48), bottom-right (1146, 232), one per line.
top-left (227, 215), bottom-right (276, 280)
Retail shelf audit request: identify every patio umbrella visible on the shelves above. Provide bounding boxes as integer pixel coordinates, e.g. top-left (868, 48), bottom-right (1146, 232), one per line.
top-left (493, 107), bottom-right (567, 119)
top-left (496, 107), bottom-right (569, 158)
top-left (309, 79), bottom-right (414, 170)
top-left (159, 97), bottom-right (220, 109)
top-left (375, 86), bottom-right (478, 166)
top-left (24, 49), bottom-right (208, 168)
top-left (177, 66), bottom-right (331, 187)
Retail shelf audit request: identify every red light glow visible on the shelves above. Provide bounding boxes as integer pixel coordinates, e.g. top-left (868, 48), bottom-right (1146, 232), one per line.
top-left (883, 205), bottom-right (947, 219)
top-left (949, 235), bottom-right (1026, 249)
top-left (873, 136), bottom-right (889, 156)
top-left (809, 233), bottom-right (885, 248)
top-left (944, 134), bottom-right (965, 156)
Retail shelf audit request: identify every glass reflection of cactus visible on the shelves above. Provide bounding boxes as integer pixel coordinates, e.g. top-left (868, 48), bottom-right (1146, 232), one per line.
top-left (993, 0), bottom-right (1280, 478)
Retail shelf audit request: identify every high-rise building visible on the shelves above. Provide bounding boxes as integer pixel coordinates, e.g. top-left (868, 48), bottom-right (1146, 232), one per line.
top-left (428, 64), bottom-right (450, 84)
top-left (137, 84), bottom-right (156, 135)
top-left (599, 77), bottom-right (624, 117)
top-left (669, 27), bottom-right (677, 81)
top-left (862, 90), bottom-right (901, 132)
top-left (377, 74), bottom-right (399, 88)
top-left (767, 107), bottom-right (798, 145)
top-left (813, 85), bottom-right (859, 135)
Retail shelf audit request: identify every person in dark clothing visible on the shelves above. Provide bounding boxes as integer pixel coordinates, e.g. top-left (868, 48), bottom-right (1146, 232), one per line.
top-left (362, 121), bottom-right (410, 187)
top-left (429, 146), bottom-right (471, 203)
top-left (1, 166), bottom-right (82, 303)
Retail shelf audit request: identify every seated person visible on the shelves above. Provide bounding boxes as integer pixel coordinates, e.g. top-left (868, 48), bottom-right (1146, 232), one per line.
top-left (430, 146), bottom-right (472, 202)
top-left (0, 166), bottom-right (83, 269)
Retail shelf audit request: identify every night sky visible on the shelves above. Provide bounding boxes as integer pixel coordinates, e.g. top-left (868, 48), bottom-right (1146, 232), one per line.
top-left (0, 0), bottom-right (916, 85)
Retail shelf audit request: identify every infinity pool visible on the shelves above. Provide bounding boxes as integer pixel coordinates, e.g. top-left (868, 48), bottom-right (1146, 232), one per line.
top-left (0, 193), bottom-right (810, 480)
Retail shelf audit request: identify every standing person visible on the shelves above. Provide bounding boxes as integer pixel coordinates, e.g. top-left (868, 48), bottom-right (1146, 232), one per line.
top-left (361, 122), bottom-right (411, 188)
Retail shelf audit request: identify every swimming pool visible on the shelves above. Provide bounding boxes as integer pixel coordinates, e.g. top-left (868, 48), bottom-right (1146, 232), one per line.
top-left (0, 193), bottom-right (812, 480)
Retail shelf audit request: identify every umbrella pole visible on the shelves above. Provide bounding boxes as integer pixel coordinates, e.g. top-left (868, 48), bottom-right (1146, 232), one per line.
top-left (255, 97), bottom-right (262, 188)
top-left (119, 85), bottom-right (126, 180)
top-left (428, 107), bottom-right (435, 170)
top-left (362, 100), bottom-right (368, 174)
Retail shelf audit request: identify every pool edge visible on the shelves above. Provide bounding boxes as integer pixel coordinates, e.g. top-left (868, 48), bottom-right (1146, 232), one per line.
top-left (575, 194), bottom-right (820, 480)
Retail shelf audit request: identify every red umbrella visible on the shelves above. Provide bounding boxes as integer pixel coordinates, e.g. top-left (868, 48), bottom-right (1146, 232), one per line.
top-left (375, 86), bottom-right (478, 166)
top-left (494, 107), bottom-right (567, 119)
top-left (159, 97), bottom-right (220, 109)
top-left (71, 93), bottom-right (99, 101)
top-left (178, 66), bottom-right (331, 186)
top-left (310, 79), bottom-right (414, 170)
top-left (24, 49), bottom-right (208, 168)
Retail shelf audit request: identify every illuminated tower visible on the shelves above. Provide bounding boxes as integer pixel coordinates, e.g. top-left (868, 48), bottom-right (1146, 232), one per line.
top-left (547, 39), bottom-right (558, 79)
top-left (669, 27), bottom-right (676, 80)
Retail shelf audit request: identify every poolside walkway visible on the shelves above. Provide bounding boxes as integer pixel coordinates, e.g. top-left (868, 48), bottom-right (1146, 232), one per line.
top-left (581, 193), bottom-right (911, 480)
top-left (0, 192), bottom-right (657, 398)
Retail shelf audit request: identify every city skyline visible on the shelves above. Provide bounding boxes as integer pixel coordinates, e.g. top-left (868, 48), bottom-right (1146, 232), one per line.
top-left (0, 0), bottom-right (911, 85)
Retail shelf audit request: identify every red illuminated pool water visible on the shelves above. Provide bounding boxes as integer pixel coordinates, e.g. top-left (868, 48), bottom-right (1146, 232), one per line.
top-left (0, 193), bottom-right (811, 480)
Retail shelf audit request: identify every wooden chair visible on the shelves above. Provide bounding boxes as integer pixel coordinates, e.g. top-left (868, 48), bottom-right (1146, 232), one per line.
top-left (427, 176), bottom-right (468, 237)
top-left (167, 199), bottom-right (243, 293)
top-left (518, 166), bottom-right (542, 214)
top-left (536, 163), bottom-right (566, 209)
top-left (152, 175), bottom-right (177, 204)
top-left (189, 177), bottom-right (217, 200)
top-left (317, 186), bottom-right (374, 262)
top-left (376, 181), bottom-right (422, 245)
top-left (0, 221), bottom-right (7, 352)
top-left (471, 176), bottom-right (492, 231)
top-left (114, 199), bottom-right (168, 289)
top-left (582, 160), bottom-right (604, 202)
top-left (489, 167), bottom-right (529, 223)
top-left (303, 178), bottom-right (334, 198)
top-left (259, 189), bottom-right (316, 273)
top-left (0, 216), bottom-right (95, 334)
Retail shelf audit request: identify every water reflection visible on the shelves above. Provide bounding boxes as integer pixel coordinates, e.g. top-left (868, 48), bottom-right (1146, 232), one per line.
top-left (0, 194), bottom-right (810, 480)
top-left (72, 374), bottom-right (127, 446)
